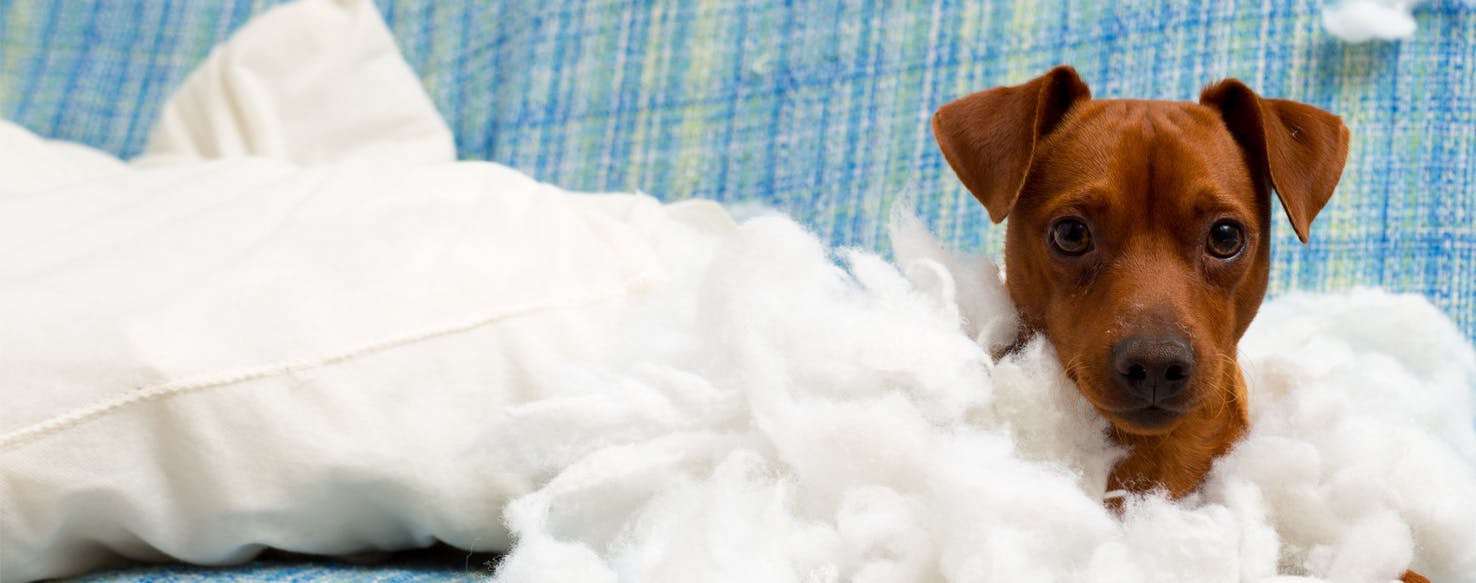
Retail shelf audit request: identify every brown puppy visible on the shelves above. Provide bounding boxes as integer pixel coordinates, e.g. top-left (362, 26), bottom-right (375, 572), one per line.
top-left (933, 65), bottom-right (1347, 498)
top-left (933, 66), bottom-right (1429, 583)
top-left (933, 66), bottom-right (1431, 582)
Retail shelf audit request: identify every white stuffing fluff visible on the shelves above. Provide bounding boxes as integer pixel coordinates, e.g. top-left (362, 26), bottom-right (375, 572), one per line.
top-left (1322, 0), bottom-right (1422, 42)
top-left (1320, 0), bottom-right (1476, 43)
top-left (483, 211), bottom-right (1476, 582)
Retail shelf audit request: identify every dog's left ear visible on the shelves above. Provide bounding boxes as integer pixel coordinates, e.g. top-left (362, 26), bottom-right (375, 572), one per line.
top-left (1199, 80), bottom-right (1350, 244)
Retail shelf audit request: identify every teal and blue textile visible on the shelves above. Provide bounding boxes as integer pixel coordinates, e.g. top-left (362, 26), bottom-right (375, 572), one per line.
top-left (2, 1), bottom-right (1474, 580)
top-left (69, 547), bottom-right (499, 582)
top-left (3, 0), bottom-right (1473, 340)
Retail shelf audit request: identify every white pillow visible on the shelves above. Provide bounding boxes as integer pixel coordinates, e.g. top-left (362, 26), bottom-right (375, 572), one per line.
top-left (0, 0), bottom-right (735, 580)
top-left (139, 0), bottom-right (455, 165)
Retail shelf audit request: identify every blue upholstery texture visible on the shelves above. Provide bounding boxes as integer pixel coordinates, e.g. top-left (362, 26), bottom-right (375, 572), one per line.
top-left (69, 548), bottom-right (499, 582)
top-left (2, 1), bottom-right (1473, 580)
top-left (3, 0), bottom-right (1473, 340)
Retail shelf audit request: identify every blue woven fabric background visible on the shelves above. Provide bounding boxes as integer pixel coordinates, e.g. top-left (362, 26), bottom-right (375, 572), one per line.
top-left (66, 548), bottom-right (500, 581)
top-left (1, 1), bottom-right (1473, 579)
top-left (3, 0), bottom-right (1474, 342)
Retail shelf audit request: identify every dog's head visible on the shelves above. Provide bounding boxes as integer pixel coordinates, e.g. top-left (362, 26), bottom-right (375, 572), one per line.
top-left (933, 66), bottom-right (1349, 435)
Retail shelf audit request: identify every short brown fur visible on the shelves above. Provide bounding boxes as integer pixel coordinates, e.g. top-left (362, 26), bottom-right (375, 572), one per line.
top-left (934, 67), bottom-right (1423, 582)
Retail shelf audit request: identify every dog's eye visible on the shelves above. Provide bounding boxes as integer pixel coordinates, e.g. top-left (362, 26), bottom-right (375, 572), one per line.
top-left (1206, 221), bottom-right (1245, 258)
top-left (1050, 219), bottom-right (1092, 256)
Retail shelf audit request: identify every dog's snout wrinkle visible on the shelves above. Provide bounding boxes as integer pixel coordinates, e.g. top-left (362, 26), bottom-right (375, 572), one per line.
top-left (1111, 336), bottom-right (1195, 406)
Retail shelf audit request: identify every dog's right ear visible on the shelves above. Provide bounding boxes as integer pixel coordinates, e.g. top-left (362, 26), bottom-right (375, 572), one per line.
top-left (932, 66), bottom-right (1091, 223)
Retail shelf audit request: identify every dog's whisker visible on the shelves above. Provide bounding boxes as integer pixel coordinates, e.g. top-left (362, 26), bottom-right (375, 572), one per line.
top-left (1215, 353), bottom-right (1241, 416)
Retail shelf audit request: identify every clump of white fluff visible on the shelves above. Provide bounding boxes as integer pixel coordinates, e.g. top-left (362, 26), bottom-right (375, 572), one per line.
top-left (1322, 0), bottom-right (1421, 42)
top-left (1323, 0), bottom-right (1476, 42)
top-left (485, 210), bottom-right (1476, 582)
top-left (1320, 0), bottom-right (1476, 43)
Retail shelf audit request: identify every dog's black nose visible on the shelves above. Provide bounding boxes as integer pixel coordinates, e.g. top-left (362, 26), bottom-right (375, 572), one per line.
top-left (1111, 336), bottom-right (1194, 404)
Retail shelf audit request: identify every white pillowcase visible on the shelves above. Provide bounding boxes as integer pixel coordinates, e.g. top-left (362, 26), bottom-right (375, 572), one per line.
top-left (0, 0), bottom-right (732, 580)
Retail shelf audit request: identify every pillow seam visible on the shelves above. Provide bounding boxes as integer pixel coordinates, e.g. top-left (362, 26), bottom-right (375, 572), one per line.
top-left (0, 272), bottom-right (659, 451)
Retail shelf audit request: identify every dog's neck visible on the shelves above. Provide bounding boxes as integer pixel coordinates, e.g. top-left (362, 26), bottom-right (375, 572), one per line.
top-left (1103, 364), bottom-right (1249, 499)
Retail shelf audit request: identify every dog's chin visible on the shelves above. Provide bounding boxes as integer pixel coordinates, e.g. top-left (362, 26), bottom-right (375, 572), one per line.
top-left (1069, 371), bottom-right (1196, 435)
top-left (1103, 406), bottom-right (1187, 435)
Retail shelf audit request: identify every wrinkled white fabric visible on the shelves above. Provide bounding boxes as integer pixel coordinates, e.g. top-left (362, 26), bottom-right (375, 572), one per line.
top-left (0, 0), bottom-right (723, 580)
top-left (140, 0), bottom-right (455, 165)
